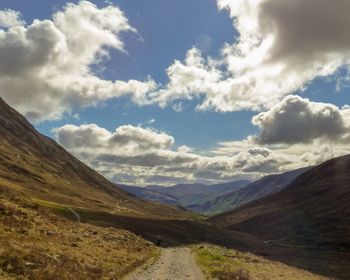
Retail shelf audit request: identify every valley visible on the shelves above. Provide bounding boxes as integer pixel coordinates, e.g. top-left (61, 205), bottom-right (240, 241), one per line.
top-left (1, 0), bottom-right (350, 279)
top-left (121, 168), bottom-right (310, 216)
top-left (0, 97), bottom-right (349, 279)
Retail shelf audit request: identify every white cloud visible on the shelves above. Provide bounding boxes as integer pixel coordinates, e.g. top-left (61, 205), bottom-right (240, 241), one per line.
top-left (177, 145), bottom-right (193, 153)
top-left (54, 99), bottom-right (350, 184)
top-left (3, 0), bottom-right (349, 120)
top-left (0, 1), bottom-right (156, 122)
top-left (210, 95), bottom-right (350, 174)
top-left (0, 9), bottom-right (24, 28)
top-left (252, 95), bottom-right (350, 144)
top-left (150, 0), bottom-right (350, 112)
top-left (147, 118), bottom-right (155, 124)
top-left (213, 138), bottom-right (350, 174)
top-left (150, 48), bottom-right (222, 109)
top-left (54, 123), bottom-right (292, 185)
top-left (55, 124), bottom-right (174, 152)
top-left (172, 102), bottom-right (184, 113)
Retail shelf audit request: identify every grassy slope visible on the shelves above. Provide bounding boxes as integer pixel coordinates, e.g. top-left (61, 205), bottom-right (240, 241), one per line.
top-left (192, 244), bottom-right (328, 280)
top-left (118, 184), bottom-right (181, 207)
top-left (195, 168), bottom-right (309, 215)
top-left (0, 97), bottom-right (189, 220)
top-left (210, 154), bottom-right (350, 279)
top-left (146, 181), bottom-right (250, 209)
top-left (0, 186), bottom-right (159, 280)
top-left (2, 98), bottom-right (349, 279)
top-left (0, 97), bottom-right (272, 278)
top-left (211, 155), bottom-right (350, 248)
top-left (0, 97), bottom-right (194, 279)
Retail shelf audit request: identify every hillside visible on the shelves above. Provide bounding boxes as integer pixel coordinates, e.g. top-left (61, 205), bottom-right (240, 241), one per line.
top-left (211, 154), bottom-right (350, 250)
top-left (121, 180), bottom-right (250, 210)
top-left (118, 184), bottom-right (180, 207)
top-left (194, 168), bottom-right (309, 215)
top-left (0, 186), bottom-right (157, 280)
top-left (192, 244), bottom-right (329, 280)
top-left (2, 97), bottom-right (350, 279)
top-left (0, 97), bottom-right (189, 220)
top-left (0, 97), bottom-right (271, 277)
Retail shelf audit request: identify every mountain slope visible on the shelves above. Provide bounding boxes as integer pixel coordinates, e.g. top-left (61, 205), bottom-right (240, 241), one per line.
top-left (141, 180), bottom-right (250, 209)
top-left (0, 185), bottom-right (157, 280)
top-left (0, 97), bottom-right (188, 220)
top-left (118, 184), bottom-right (180, 206)
top-left (211, 154), bottom-right (350, 250)
top-left (1, 98), bottom-right (349, 279)
top-left (120, 180), bottom-right (250, 210)
top-left (0, 97), bottom-right (264, 249)
top-left (195, 168), bottom-right (309, 215)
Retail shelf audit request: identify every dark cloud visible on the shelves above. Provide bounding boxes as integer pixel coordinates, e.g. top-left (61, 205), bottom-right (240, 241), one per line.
top-left (253, 95), bottom-right (350, 144)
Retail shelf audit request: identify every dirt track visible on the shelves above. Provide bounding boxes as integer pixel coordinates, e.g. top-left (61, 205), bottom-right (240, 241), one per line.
top-left (125, 247), bottom-right (205, 280)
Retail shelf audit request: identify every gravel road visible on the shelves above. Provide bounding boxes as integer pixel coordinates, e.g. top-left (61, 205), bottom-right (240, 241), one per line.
top-left (125, 247), bottom-right (205, 280)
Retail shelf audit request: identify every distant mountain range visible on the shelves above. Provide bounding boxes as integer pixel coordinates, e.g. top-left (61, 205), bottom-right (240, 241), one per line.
top-left (211, 154), bottom-right (350, 251)
top-left (191, 167), bottom-right (310, 215)
top-left (119, 168), bottom-right (311, 215)
top-left (118, 184), bottom-right (181, 206)
top-left (119, 180), bottom-right (251, 212)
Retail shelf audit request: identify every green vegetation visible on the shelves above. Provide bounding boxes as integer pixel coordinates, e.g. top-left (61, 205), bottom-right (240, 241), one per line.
top-left (192, 244), bottom-right (328, 280)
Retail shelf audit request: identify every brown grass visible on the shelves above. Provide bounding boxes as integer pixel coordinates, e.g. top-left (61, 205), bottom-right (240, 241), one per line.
top-left (192, 244), bottom-right (330, 280)
top-left (0, 186), bottom-right (159, 280)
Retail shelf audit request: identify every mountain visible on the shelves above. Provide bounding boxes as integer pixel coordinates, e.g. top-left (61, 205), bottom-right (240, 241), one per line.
top-left (120, 180), bottom-right (251, 210)
top-left (0, 97), bottom-right (267, 246)
top-left (118, 184), bottom-right (180, 206)
top-left (0, 97), bottom-right (273, 280)
top-left (3, 97), bottom-right (349, 279)
top-left (211, 154), bottom-right (350, 250)
top-left (0, 97), bottom-right (193, 279)
top-left (194, 167), bottom-right (310, 215)
top-left (0, 97), bottom-right (190, 220)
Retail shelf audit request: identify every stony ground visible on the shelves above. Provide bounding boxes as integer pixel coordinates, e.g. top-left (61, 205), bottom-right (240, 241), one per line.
top-left (125, 247), bottom-right (205, 280)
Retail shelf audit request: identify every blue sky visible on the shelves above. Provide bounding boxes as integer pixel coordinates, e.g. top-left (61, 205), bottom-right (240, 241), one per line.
top-left (0, 0), bottom-right (349, 185)
top-left (0, 0), bottom-right (254, 149)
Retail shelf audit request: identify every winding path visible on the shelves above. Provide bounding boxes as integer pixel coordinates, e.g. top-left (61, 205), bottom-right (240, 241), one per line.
top-left (65, 206), bottom-right (81, 222)
top-left (125, 247), bottom-right (205, 280)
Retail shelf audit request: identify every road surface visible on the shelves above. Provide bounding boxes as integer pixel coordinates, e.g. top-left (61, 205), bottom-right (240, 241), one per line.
top-left (125, 247), bottom-right (205, 280)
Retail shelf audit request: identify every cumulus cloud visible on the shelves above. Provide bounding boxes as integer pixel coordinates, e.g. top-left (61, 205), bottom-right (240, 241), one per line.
top-left (150, 48), bottom-right (222, 109)
top-left (3, 0), bottom-right (349, 120)
top-left (55, 124), bottom-right (174, 152)
top-left (0, 1), bottom-right (156, 122)
top-left (54, 123), bottom-right (291, 185)
top-left (237, 97), bottom-right (350, 170)
top-left (213, 138), bottom-right (350, 174)
top-left (150, 0), bottom-right (350, 112)
top-left (252, 95), bottom-right (350, 144)
top-left (0, 9), bottom-right (24, 28)
top-left (54, 104), bottom-right (350, 184)
top-left (212, 95), bottom-right (350, 174)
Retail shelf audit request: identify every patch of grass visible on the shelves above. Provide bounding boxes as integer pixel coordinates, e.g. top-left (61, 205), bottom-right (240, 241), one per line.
top-left (0, 186), bottom-right (159, 279)
top-left (190, 212), bottom-right (207, 222)
top-left (192, 244), bottom-right (328, 280)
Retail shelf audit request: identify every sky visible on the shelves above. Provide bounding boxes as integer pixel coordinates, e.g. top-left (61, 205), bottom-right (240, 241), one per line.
top-left (0, 0), bottom-right (349, 186)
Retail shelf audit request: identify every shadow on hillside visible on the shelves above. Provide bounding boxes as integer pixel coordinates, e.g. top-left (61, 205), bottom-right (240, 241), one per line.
top-left (60, 207), bottom-right (350, 280)
top-left (65, 207), bottom-right (263, 250)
